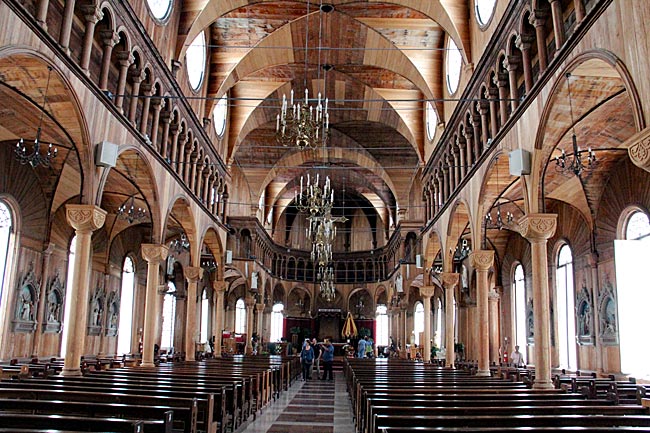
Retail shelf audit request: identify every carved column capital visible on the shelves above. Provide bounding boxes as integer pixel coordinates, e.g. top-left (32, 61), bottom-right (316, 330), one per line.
top-left (518, 213), bottom-right (557, 242)
top-left (81, 5), bottom-right (103, 24)
top-left (245, 296), bottom-right (256, 309)
top-left (256, 303), bottom-right (265, 313)
top-left (99, 30), bottom-right (119, 48)
top-left (469, 250), bottom-right (494, 271)
top-left (66, 205), bottom-right (106, 232)
top-left (419, 285), bottom-right (436, 299)
top-left (628, 128), bottom-right (650, 173)
top-left (213, 280), bottom-right (227, 292)
top-left (515, 33), bottom-right (534, 51)
top-left (140, 244), bottom-right (169, 263)
top-left (488, 288), bottom-right (500, 301)
top-left (117, 51), bottom-right (134, 67)
top-left (185, 266), bottom-right (204, 283)
top-left (441, 272), bottom-right (459, 290)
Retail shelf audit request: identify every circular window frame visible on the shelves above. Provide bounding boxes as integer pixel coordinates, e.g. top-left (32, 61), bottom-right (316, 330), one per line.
top-left (186, 31), bottom-right (207, 93)
top-left (445, 37), bottom-right (462, 96)
top-left (425, 102), bottom-right (438, 141)
top-left (213, 95), bottom-right (228, 137)
top-left (474, 0), bottom-right (497, 29)
top-left (145, 0), bottom-right (173, 24)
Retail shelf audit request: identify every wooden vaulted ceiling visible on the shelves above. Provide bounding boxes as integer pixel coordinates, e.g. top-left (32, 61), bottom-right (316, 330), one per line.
top-left (192, 0), bottom-right (466, 225)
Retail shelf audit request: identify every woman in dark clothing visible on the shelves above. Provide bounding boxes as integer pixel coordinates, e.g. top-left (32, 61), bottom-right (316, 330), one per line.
top-left (300, 342), bottom-right (315, 380)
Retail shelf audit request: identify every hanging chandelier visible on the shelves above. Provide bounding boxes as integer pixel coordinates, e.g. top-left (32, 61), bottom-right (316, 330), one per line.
top-left (318, 266), bottom-right (336, 302)
top-left (15, 66), bottom-right (59, 168)
top-left (116, 195), bottom-right (147, 224)
top-left (485, 202), bottom-right (513, 230)
top-left (296, 173), bottom-right (334, 216)
top-left (169, 232), bottom-right (190, 254)
top-left (276, 89), bottom-right (329, 149)
top-left (553, 73), bottom-right (597, 177)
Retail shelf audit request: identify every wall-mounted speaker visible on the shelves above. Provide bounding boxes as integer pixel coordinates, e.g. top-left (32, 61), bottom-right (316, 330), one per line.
top-left (225, 250), bottom-right (233, 264)
top-left (509, 149), bottom-right (531, 176)
top-left (95, 141), bottom-right (118, 168)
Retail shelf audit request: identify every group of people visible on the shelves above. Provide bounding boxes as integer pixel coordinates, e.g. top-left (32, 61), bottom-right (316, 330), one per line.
top-left (300, 337), bottom-right (335, 381)
top-left (356, 335), bottom-right (374, 358)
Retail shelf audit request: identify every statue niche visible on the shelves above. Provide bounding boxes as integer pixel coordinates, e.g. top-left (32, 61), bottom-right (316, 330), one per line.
top-left (598, 274), bottom-right (618, 345)
top-left (576, 285), bottom-right (594, 345)
top-left (43, 270), bottom-right (64, 333)
top-left (105, 291), bottom-right (120, 337)
top-left (87, 285), bottom-right (106, 336)
top-left (12, 263), bottom-right (39, 332)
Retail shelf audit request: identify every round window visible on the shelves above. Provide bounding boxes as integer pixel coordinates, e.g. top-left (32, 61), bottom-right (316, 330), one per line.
top-left (146, 0), bottom-right (172, 22)
top-left (213, 95), bottom-right (228, 137)
top-left (186, 31), bottom-right (207, 91)
top-left (446, 37), bottom-right (462, 95)
top-left (426, 102), bottom-right (437, 141)
top-left (475, 0), bottom-right (497, 27)
top-left (626, 211), bottom-right (650, 240)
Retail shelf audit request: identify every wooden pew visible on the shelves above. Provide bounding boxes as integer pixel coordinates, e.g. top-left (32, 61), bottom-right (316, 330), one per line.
top-left (0, 411), bottom-right (172, 433)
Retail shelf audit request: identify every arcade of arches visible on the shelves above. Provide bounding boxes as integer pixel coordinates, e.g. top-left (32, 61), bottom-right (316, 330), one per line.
top-left (1, 0), bottom-right (650, 387)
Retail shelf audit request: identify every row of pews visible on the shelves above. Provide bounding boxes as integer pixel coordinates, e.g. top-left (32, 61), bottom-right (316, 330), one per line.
top-left (0, 354), bottom-right (301, 433)
top-left (345, 358), bottom-right (650, 433)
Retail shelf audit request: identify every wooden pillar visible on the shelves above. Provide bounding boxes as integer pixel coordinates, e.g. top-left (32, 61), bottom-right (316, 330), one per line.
top-left (256, 303), bottom-right (265, 345)
top-left (531, 11), bottom-right (549, 73)
top-left (150, 98), bottom-right (164, 151)
top-left (79, 5), bottom-right (103, 74)
top-left (245, 296), bottom-right (255, 354)
top-left (587, 253), bottom-right (602, 373)
top-left (505, 56), bottom-right (520, 111)
top-left (58, 0), bottom-right (77, 55)
top-left (496, 72), bottom-right (509, 125)
top-left (519, 214), bottom-right (557, 389)
top-left (516, 34), bottom-right (534, 93)
top-left (488, 87), bottom-right (499, 138)
top-left (470, 250), bottom-right (494, 376)
top-left (549, 0), bottom-right (565, 48)
top-left (489, 288), bottom-right (501, 364)
top-left (478, 101), bottom-right (490, 146)
top-left (140, 244), bottom-right (168, 368)
top-left (98, 30), bottom-right (119, 91)
top-left (159, 110), bottom-right (172, 160)
top-left (420, 286), bottom-right (436, 362)
top-left (184, 267), bottom-right (203, 361)
top-left (574, 0), bottom-right (586, 23)
top-left (33, 243), bottom-right (55, 357)
top-left (213, 280), bottom-right (226, 357)
top-left (127, 70), bottom-right (144, 126)
top-left (441, 273), bottom-right (459, 368)
top-left (114, 52), bottom-right (134, 114)
top-left (139, 84), bottom-right (153, 136)
top-left (464, 128), bottom-right (474, 168)
top-left (62, 205), bottom-right (106, 376)
top-left (36, 0), bottom-right (50, 30)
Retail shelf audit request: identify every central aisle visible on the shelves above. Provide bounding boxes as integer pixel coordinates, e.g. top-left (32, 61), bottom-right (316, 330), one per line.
top-left (238, 371), bottom-right (355, 433)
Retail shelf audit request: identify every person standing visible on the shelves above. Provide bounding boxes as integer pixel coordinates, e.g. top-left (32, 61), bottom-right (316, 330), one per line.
top-left (511, 345), bottom-right (525, 367)
top-left (357, 336), bottom-right (367, 358)
top-left (311, 338), bottom-right (322, 379)
top-left (300, 341), bottom-right (315, 380)
top-left (320, 338), bottom-right (334, 381)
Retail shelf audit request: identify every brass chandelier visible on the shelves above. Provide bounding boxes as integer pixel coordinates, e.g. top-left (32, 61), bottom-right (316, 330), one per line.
top-left (276, 89), bottom-right (329, 149)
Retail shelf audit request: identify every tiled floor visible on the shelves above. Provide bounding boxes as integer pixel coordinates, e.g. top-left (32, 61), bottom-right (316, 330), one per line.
top-left (237, 371), bottom-right (356, 433)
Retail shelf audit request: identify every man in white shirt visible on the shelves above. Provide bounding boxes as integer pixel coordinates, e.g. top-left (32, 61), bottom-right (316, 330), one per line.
top-left (511, 345), bottom-right (525, 367)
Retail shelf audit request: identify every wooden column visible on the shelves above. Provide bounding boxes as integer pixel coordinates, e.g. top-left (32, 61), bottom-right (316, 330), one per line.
top-left (114, 52), bottom-right (134, 114)
top-left (505, 56), bottom-right (520, 111)
top-left (150, 98), bottom-right (164, 151)
top-left (516, 34), bottom-right (534, 93)
top-left (574, 0), bottom-right (586, 23)
top-left (139, 84), bottom-right (153, 135)
top-left (245, 296), bottom-right (255, 354)
top-left (441, 273), bottom-right (459, 368)
top-left (478, 101), bottom-right (490, 146)
top-left (33, 243), bottom-right (55, 357)
top-left (62, 205), bottom-right (106, 376)
top-left (496, 72), bottom-right (509, 125)
top-left (36, 0), bottom-right (49, 30)
top-left (79, 5), bottom-right (103, 74)
top-left (463, 128), bottom-right (474, 168)
top-left (470, 250), bottom-right (494, 376)
top-left (519, 214), bottom-right (557, 389)
top-left (256, 303), bottom-right (265, 344)
top-left (58, 0), bottom-right (77, 55)
top-left (127, 70), bottom-right (144, 125)
top-left (488, 288), bottom-right (501, 365)
top-left (549, 0), bottom-right (566, 48)
top-left (159, 110), bottom-right (172, 160)
top-left (420, 286), bottom-right (436, 362)
top-left (488, 87), bottom-right (499, 138)
top-left (213, 280), bottom-right (226, 357)
top-left (531, 11), bottom-right (549, 73)
top-left (98, 31), bottom-right (119, 91)
top-left (184, 267), bottom-right (203, 361)
top-left (587, 253), bottom-right (602, 373)
top-left (140, 244), bottom-right (168, 368)
top-left (628, 128), bottom-right (650, 173)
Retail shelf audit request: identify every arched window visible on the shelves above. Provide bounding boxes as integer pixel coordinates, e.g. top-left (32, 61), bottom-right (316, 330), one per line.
top-left (146, 0), bottom-right (172, 21)
top-left (475, 0), bottom-right (497, 27)
top-left (186, 31), bottom-right (207, 91)
top-left (117, 257), bottom-right (135, 355)
top-left (426, 102), bottom-right (437, 141)
top-left (235, 298), bottom-right (246, 334)
top-left (0, 201), bottom-right (14, 311)
top-left (200, 288), bottom-right (210, 344)
top-left (375, 304), bottom-right (388, 346)
top-left (161, 281), bottom-right (177, 351)
top-left (213, 95), bottom-right (228, 137)
top-left (513, 264), bottom-right (527, 348)
top-left (617, 210), bottom-right (650, 377)
top-left (434, 298), bottom-right (442, 348)
top-left (446, 37), bottom-right (462, 95)
top-left (270, 303), bottom-right (284, 342)
top-left (60, 235), bottom-right (77, 357)
top-left (414, 301), bottom-right (424, 346)
top-left (556, 244), bottom-right (576, 369)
